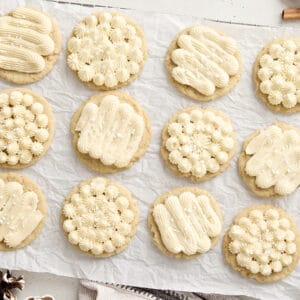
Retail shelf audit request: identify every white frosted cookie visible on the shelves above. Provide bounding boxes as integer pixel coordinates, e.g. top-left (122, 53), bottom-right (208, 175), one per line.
top-left (223, 204), bottom-right (300, 282)
top-left (71, 91), bottom-right (151, 173)
top-left (0, 172), bottom-right (46, 250)
top-left (148, 187), bottom-right (223, 258)
top-left (165, 25), bottom-right (242, 101)
top-left (67, 11), bottom-right (147, 90)
top-left (239, 123), bottom-right (300, 197)
top-left (254, 38), bottom-right (300, 113)
top-left (0, 88), bottom-right (54, 169)
top-left (62, 177), bottom-right (139, 257)
top-left (161, 106), bottom-right (237, 182)
top-left (0, 7), bottom-right (61, 84)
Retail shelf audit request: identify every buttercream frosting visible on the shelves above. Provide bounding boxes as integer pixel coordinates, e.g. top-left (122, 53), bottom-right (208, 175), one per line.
top-left (0, 91), bottom-right (50, 166)
top-left (228, 207), bottom-right (297, 276)
top-left (0, 7), bottom-right (55, 73)
top-left (153, 191), bottom-right (222, 255)
top-left (63, 177), bottom-right (137, 255)
top-left (171, 26), bottom-right (240, 95)
top-left (257, 39), bottom-right (300, 108)
top-left (245, 124), bottom-right (300, 195)
top-left (75, 94), bottom-right (145, 168)
top-left (165, 108), bottom-right (235, 178)
top-left (67, 11), bottom-right (145, 88)
top-left (0, 178), bottom-right (43, 248)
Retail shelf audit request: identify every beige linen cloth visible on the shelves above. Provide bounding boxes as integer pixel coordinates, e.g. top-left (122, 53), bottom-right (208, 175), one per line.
top-left (78, 281), bottom-right (258, 300)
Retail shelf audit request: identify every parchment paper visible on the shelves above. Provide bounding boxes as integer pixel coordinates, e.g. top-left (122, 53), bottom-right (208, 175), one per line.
top-left (0, 1), bottom-right (299, 299)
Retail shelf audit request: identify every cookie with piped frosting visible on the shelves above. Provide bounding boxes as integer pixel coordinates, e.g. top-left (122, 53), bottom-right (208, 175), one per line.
top-left (254, 37), bottom-right (300, 113)
top-left (67, 11), bottom-right (147, 90)
top-left (165, 25), bottom-right (242, 101)
top-left (71, 91), bottom-right (151, 173)
top-left (148, 187), bottom-right (223, 258)
top-left (0, 172), bottom-right (47, 250)
top-left (239, 123), bottom-right (300, 197)
top-left (0, 7), bottom-right (61, 84)
top-left (0, 88), bottom-right (54, 169)
top-left (223, 204), bottom-right (300, 282)
top-left (161, 106), bottom-right (237, 182)
top-left (61, 177), bottom-right (139, 257)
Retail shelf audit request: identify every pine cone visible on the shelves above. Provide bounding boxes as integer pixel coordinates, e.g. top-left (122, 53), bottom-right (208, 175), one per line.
top-left (0, 270), bottom-right (25, 300)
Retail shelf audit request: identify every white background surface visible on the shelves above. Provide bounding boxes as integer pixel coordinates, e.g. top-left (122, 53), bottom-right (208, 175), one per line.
top-left (1, 0), bottom-right (300, 299)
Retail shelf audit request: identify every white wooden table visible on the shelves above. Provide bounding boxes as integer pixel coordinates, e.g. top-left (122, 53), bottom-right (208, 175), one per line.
top-left (5, 0), bottom-right (298, 299)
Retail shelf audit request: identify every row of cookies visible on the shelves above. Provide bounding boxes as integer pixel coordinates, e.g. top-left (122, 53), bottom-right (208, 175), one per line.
top-left (1, 172), bottom-right (299, 284)
top-left (1, 87), bottom-right (299, 198)
top-left (1, 7), bottom-right (299, 115)
top-left (0, 5), bottom-right (299, 285)
top-left (0, 87), bottom-right (299, 285)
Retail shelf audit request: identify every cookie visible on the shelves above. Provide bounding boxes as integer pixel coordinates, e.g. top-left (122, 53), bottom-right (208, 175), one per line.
top-left (61, 177), bottom-right (139, 257)
top-left (0, 88), bottom-right (55, 169)
top-left (148, 187), bottom-right (223, 259)
top-left (254, 38), bottom-right (300, 113)
top-left (165, 25), bottom-right (242, 101)
top-left (0, 172), bottom-right (47, 250)
top-left (71, 91), bottom-right (151, 173)
top-left (239, 123), bottom-right (300, 197)
top-left (223, 204), bottom-right (300, 283)
top-left (67, 11), bottom-right (147, 90)
top-left (0, 7), bottom-right (61, 84)
top-left (161, 106), bottom-right (237, 182)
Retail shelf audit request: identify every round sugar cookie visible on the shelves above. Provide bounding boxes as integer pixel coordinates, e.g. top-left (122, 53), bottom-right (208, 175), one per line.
top-left (165, 25), bottom-right (242, 101)
top-left (161, 106), bottom-right (237, 182)
top-left (67, 11), bottom-right (147, 90)
top-left (0, 88), bottom-right (55, 169)
top-left (0, 172), bottom-right (47, 250)
top-left (223, 204), bottom-right (300, 283)
top-left (71, 91), bottom-right (151, 173)
top-left (0, 7), bottom-right (61, 84)
top-left (239, 123), bottom-right (300, 197)
top-left (61, 177), bottom-right (139, 257)
top-left (148, 186), bottom-right (223, 259)
top-left (254, 37), bottom-right (300, 113)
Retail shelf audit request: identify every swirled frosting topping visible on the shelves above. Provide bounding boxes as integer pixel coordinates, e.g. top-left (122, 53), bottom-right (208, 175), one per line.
top-left (258, 39), bottom-right (300, 108)
top-left (0, 91), bottom-right (50, 166)
top-left (63, 177), bottom-right (137, 255)
top-left (228, 206), bottom-right (298, 276)
top-left (67, 11), bottom-right (145, 88)
top-left (165, 108), bottom-right (236, 178)
top-left (153, 190), bottom-right (222, 255)
top-left (245, 124), bottom-right (300, 195)
top-left (0, 178), bottom-right (43, 248)
top-left (171, 25), bottom-right (240, 96)
top-left (0, 7), bottom-right (55, 73)
top-left (75, 94), bottom-right (145, 168)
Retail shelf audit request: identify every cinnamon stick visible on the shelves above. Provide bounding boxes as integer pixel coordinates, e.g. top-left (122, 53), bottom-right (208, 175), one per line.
top-left (282, 8), bottom-right (300, 20)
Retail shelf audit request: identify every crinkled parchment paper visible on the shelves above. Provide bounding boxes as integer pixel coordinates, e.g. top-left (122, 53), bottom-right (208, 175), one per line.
top-left (0, 1), bottom-right (299, 299)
